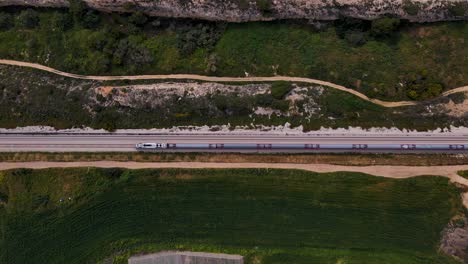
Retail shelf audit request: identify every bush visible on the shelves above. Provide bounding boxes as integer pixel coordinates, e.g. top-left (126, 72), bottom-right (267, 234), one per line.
top-left (371, 18), bottom-right (401, 37)
top-left (112, 39), bottom-right (153, 68)
top-left (0, 12), bottom-right (13, 30)
top-left (257, 0), bottom-right (272, 14)
top-left (68, 0), bottom-right (87, 23)
top-left (344, 31), bottom-right (368, 46)
top-left (402, 0), bottom-right (420, 16)
top-left (271, 82), bottom-right (293, 100)
top-left (334, 17), bottom-right (370, 39)
top-left (448, 2), bottom-right (467, 16)
top-left (81, 10), bottom-right (100, 29)
top-left (49, 12), bottom-right (73, 31)
top-left (175, 22), bottom-right (226, 55)
top-left (128, 12), bottom-right (148, 26)
top-left (448, 93), bottom-right (466, 104)
top-left (15, 9), bottom-right (40, 29)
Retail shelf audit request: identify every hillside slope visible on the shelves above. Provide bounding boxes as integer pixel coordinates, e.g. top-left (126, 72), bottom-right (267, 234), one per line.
top-left (1, 0), bottom-right (467, 22)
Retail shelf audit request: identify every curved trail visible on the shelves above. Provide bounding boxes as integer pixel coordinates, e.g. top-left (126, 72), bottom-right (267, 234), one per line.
top-left (2, 59), bottom-right (467, 108)
top-left (1, 161), bottom-right (467, 207)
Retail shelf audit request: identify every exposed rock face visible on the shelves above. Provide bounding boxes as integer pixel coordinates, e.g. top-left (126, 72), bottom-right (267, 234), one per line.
top-left (439, 214), bottom-right (468, 262)
top-left (0, 0), bottom-right (467, 22)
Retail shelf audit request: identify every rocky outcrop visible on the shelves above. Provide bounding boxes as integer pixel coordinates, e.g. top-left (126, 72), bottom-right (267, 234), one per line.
top-left (0, 0), bottom-right (467, 22)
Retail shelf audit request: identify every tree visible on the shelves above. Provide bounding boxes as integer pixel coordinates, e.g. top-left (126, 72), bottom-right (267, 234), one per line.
top-left (15, 9), bottom-right (40, 29)
top-left (370, 18), bottom-right (401, 37)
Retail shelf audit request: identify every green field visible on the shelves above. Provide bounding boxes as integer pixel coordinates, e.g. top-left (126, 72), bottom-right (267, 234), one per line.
top-left (0, 7), bottom-right (466, 100)
top-left (0, 168), bottom-right (463, 263)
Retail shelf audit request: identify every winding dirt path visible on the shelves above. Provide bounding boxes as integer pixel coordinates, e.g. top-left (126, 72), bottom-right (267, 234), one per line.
top-left (2, 59), bottom-right (467, 108)
top-left (1, 161), bottom-right (467, 207)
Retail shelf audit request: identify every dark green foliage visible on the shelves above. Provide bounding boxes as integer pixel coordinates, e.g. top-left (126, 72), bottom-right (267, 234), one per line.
top-left (49, 12), bottom-right (73, 31)
top-left (81, 10), bottom-right (100, 29)
top-left (344, 31), bottom-right (368, 46)
top-left (68, 0), bottom-right (87, 24)
top-left (334, 17), bottom-right (371, 38)
top-left (448, 93), bottom-right (466, 104)
top-left (175, 21), bottom-right (226, 55)
top-left (256, 0), bottom-right (272, 14)
top-left (0, 7), bottom-right (465, 103)
top-left (15, 9), bottom-right (39, 29)
top-left (128, 11), bottom-right (148, 26)
top-left (371, 18), bottom-right (401, 37)
top-left (0, 168), bottom-right (462, 264)
top-left (270, 81), bottom-right (293, 99)
top-left (0, 12), bottom-right (12, 30)
top-left (405, 71), bottom-right (444, 100)
top-left (458, 171), bottom-right (468, 179)
top-left (112, 39), bottom-right (153, 69)
top-left (448, 2), bottom-right (467, 16)
top-left (402, 0), bottom-right (420, 16)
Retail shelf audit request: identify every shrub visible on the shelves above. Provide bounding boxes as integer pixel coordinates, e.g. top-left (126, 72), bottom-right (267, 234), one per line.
top-left (112, 39), bottom-right (153, 67)
top-left (448, 93), bottom-right (466, 104)
top-left (0, 12), bottom-right (13, 30)
top-left (344, 31), bottom-right (368, 46)
top-left (257, 0), bottom-right (272, 14)
top-left (271, 82), bottom-right (293, 100)
top-left (68, 0), bottom-right (87, 23)
top-left (271, 100), bottom-right (290, 111)
top-left (15, 9), bottom-right (40, 29)
top-left (448, 2), bottom-right (467, 17)
top-left (402, 0), bottom-right (420, 16)
top-left (129, 12), bottom-right (148, 26)
top-left (81, 10), bottom-right (100, 29)
top-left (334, 17), bottom-right (370, 39)
top-left (49, 12), bottom-right (73, 31)
top-left (371, 18), bottom-right (401, 37)
top-left (175, 22), bottom-right (225, 55)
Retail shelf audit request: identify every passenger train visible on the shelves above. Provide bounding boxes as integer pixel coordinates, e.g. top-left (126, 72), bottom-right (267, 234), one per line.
top-left (135, 143), bottom-right (468, 151)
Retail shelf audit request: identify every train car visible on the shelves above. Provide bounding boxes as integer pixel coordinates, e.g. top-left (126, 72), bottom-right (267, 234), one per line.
top-left (136, 143), bottom-right (468, 151)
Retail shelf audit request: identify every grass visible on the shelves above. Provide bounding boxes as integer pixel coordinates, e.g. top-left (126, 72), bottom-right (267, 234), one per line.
top-left (1, 152), bottom-right (468, 166)
top-left (0, 7), bottom-right (466, 101)
top-left (0, 168), bottom-right (463, 264)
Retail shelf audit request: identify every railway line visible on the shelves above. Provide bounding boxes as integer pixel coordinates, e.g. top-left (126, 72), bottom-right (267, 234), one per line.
top-left (0, 134), bottom-right (466, 153)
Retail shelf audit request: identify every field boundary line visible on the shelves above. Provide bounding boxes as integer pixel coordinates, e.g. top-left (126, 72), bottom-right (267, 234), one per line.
top-left (1, 59), bottom-right (467, 108)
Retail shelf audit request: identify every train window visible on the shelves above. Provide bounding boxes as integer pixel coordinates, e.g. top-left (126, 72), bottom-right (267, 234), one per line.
top-left (305, 144), bottom-right (320, 149)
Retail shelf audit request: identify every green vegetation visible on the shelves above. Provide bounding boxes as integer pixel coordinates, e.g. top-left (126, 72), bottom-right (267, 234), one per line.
top-left (0, 168), bottom-right (463, 263)
top-left (448, 2), bottom-right (467, 17)
top-left (402, 0), bottom-right (420, 16)
top-left (370, 18), bottom-right (401, 37)
top-left (458, 171), bottom-right (468, 180)
top-left (0, 6), bottom-right (465, 101)
top-left (1, 152), bottom-right (468, 166)
top-left (1, 65), bottom-right (466, 131)
top-left (270, 81), bottom-right (293, 99)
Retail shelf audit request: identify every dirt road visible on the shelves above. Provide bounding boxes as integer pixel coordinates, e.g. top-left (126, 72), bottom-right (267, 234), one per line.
top-left (1, 161), bottom-right (467, 207)
top-left (2, 59), bottom-right (467, 108)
